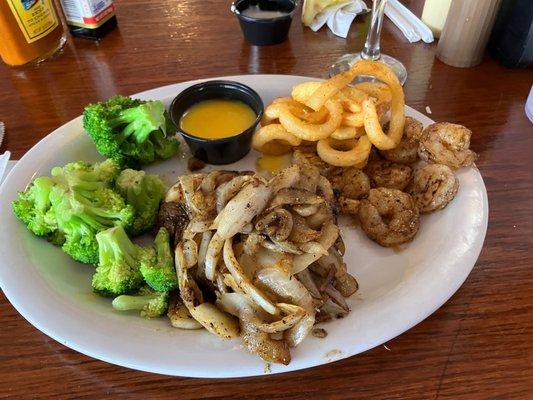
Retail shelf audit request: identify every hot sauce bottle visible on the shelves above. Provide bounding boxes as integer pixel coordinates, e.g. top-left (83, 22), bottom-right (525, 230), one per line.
top-left (0, 0), bottom-right (67, 66)
top-left (58, 0), bottom-right (117, 40)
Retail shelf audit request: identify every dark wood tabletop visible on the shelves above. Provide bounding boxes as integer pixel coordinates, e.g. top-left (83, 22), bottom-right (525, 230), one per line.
top-left (1, 0), bottom-right (532, 398)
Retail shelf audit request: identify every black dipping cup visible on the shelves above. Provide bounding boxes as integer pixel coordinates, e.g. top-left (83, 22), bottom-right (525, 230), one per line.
top-left (231, 0), bottom-right (296, 46)
top-left (169, 80), bottom-right (264, 165)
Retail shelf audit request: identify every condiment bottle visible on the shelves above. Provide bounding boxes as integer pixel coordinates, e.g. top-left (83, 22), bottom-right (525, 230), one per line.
top-left (58, 0), bottom-right (117, 40)
top-left (488, 0), bottom-right (533, 68)
top-left (437, 0), bottom-right (503, 68)
top-left (421, 0), bottom-right (452, 38)
top-left (0, 0), bottom-right (67, 67)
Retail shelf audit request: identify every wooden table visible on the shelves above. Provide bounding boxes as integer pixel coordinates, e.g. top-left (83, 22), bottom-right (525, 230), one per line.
top-left (1, 1), bottom-right (532, 398)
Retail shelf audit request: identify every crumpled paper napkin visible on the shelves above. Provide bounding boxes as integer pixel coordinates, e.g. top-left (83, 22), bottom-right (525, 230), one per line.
top-left (305, 0), bottom-right (369, 39)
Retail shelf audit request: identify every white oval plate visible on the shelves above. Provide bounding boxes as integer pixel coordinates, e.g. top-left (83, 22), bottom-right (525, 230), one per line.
top-left (0, 75), bottom-right (488, 378)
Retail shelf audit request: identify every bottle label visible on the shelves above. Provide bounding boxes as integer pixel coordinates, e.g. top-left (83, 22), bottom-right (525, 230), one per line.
top-left (59, 0), bottom-right (115, 29)
top-left (7, 0), bottom-right (60, 43)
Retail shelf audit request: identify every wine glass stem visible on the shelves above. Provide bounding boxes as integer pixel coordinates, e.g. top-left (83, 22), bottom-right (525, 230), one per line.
top-left (361, 0), bottom-right (388, 61)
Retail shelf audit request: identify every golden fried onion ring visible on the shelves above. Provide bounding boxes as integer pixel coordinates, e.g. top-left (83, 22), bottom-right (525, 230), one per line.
top-left (304, 60), bottom-right (405, 149)
top-left (279, 99), bottom-right (343, 141)
top-left (330, 126), bottom-right (364, 140)
top-left (252, 124), bottom-right (302, 155)
top-left (291, 82), bottom-right (321, 103)
top-left (336, 86), bottom-right (368, 113)
top-left (305, 70), bottom-right (356, 111)
top-left (354, 82), bottom-right (392, 119)
top-left (342, 112), bottom-right (364, 128)
top-left (353, 82), bottom-right (391, 104)
top-left (363, 98), bottom-right (402, 150)
top-left (293, 82), bottom-right (367, 114)
top-left (317, 136), bottom-right (372, 167)
top-left (265, 99), bottom-right (328, 125)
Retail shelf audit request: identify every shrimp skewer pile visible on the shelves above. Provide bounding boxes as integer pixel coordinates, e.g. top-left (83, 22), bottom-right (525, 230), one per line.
top-left (296, 118), bottom-right (477, 247)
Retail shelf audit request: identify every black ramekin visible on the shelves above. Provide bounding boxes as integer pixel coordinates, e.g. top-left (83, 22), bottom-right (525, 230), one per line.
top-left (169, 80), bottom-right (264, 165)
top-left (231, 0), bottom-right (296, 46)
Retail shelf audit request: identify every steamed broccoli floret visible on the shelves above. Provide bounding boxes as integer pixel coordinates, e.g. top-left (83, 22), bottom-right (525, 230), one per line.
top-left (140, 227), bottom-right (178, 292)
top-left (12, 159), bottom-right (133, 264)
top-left (112, 286), bottom-right (169, 318)
top-left (115, 169), bottom-right (166, 235)
top-left (152, 128), bottom-right (180, 160)
top-left (83, 95), bottom-right (180, 166)
top-left (46, 229), bottom-right (66, 246)
top-left (51, 159), bottom-right (120, 190)
top-left (49, 166), bottom-right (134, 264)
top-left (92, 225), bottom-right (146, 296)
top-left (61, 228), bottom-right (99, 264)
top-left (12, 176), bottom-right (57, 237)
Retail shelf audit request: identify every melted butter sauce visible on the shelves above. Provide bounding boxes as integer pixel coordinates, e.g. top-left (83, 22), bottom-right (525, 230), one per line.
top-left (255, 153), bottom-right (293, 175)
top-left (180, 99), bottom-right (256, 139)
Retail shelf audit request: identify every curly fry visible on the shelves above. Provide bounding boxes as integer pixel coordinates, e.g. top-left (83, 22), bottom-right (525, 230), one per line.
top-left (252, 124), bottom-right (302, 155)
top-left (265, 100), bottom-right (328, 125)
top-left (353, 82), bottom-right (391, 104)
top-left (293, 82), bottom-right (368, 113)
top-left (336, 86), bottom-right (368, 113)
top-left (317, 136), bottom-right (372, 167)
top-left (279, 99), bottom-right (343, 141)
top-left (305, 60), bottom-right (405, 148)
top-left (330, 126), bottom-right (364, 140)
top-left (363, 99), bottom-right (402, 150)
top-left (342, 111), bottom-right (364, 128)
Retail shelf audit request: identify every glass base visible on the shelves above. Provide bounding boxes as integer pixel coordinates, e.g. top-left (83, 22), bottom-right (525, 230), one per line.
top-left (329, 53), bottom-right (408, 85)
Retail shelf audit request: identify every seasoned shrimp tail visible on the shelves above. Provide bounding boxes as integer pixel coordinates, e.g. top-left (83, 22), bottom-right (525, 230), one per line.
top-left (358, 188), bottom-right (420, 247)
top-left (409, 164), bottom-right (459, 213)
top-left (418, 122), bottom-right (477, 169)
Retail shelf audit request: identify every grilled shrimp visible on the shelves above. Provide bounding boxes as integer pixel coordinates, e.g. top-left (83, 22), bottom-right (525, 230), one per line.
top-left (328, 167), bottom-right (370, 199)
top-left (338, 197), bottom-right (360, 215)
top-left (418, 122), bottom-right (477, 169)
top-left (364, 160), bottom-right (413, 190)
top-left (358, 188), bottom-right (420, 247)
top-left (293, 148), bottom-right (334, 177)
top-left (379, 116), bottom-right (423, 164)
top-left (327, 167), bottom-right (369, 216)
top-left (409, 164), bottom-right (459, 213)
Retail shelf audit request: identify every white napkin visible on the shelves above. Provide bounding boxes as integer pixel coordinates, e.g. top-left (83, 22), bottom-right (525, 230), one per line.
top-left (0, 121), bottom-right (4, 148)
top-left (0, 151), bottom-right (11, 186)
top-left (308, 0), bottom-right (369, 39)
top-left (385, 0), bottom-right (434, 43)
top-left (0, 122), bottom-right (8, 185)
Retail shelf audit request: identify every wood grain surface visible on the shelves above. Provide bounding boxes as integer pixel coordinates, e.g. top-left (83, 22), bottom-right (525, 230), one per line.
top-left (1, 0), bottom-right (532, 399)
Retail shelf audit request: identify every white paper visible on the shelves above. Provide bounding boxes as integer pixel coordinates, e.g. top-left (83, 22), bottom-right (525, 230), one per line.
top-left (0, 152), bottom-right (11, 186)
top-left (309, 0), bottom-right (369, 39)
top-left (385, 0), bottom-right (434, 43)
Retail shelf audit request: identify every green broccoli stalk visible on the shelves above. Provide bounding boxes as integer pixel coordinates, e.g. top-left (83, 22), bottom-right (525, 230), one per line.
top-left (112, 287), bottom-right (169, 318)
top-left (140, 227), bottom-right (178, 292)
top-left (83, 95), bottom-right (180, 166)
top-left (115, 169), bottom-right (166, 235)
top-left (92, 225), bottom-right (145, 296)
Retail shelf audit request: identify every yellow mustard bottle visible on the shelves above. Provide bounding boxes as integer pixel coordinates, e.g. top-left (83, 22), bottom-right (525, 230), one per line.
top-left (0, 0), bottom-right (66, 66)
